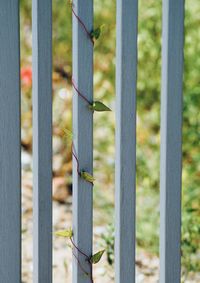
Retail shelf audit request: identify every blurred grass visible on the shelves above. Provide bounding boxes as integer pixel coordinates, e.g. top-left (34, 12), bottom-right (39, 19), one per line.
top-left (20, 0), bottom-right (200, 278)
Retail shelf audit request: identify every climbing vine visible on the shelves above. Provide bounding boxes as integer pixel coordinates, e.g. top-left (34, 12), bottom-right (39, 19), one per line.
top-left (55, 1), bottom-right (111, 282)
top-left (56, 229), bottom-right (105, 283)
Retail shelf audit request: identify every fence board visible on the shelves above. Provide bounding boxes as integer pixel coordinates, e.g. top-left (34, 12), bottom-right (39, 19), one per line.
top-left (72, 1), bottom-right (93, 282)
top-left (160, 0), bottom-right (184, 282)
top-left (115, 1), bottom-right (138, 282)
top-left (0, 1), bottom-right (21, 282)
top-left (32, 0), bottom-right (52, 282)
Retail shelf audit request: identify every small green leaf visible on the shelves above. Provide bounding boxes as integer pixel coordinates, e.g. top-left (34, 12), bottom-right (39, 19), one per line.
top-left (89, 101), bottom-right (111, 112)
top-left (80, 171), bottom-right (95, 183)
top-left (91, 28), bottom-right (101, 40)
top-left (90, 250), bottom-right (105, 264)
top-left (90, 25), bottom-right (105, 40)
top-left (55, 228), bottom-right (73, 238)
top-left (63, 129), bottom-right (73, 141)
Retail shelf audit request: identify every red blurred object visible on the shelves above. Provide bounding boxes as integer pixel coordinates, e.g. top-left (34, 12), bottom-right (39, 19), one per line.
top-left (21, 66), bottom-right (32, 87)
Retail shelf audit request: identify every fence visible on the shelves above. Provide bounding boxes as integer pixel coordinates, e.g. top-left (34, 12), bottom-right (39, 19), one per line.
top-left (0, 0), bottom-right (184, 283)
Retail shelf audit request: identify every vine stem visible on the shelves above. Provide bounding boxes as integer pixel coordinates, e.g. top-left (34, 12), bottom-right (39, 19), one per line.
top-left (70, 1), bottom-right (94, 45)
top-left (72, 78), bottom-right (92, 105)
top-left (70, 237), bottom-right (94, 283)
top-left (71, 142), bottom-right (80, 175)
top-left (70, 237), bottom-right (91, 261)
top-left (71, 142), bottom-right (94, 185)
top-left (90, 263), bottom-right (94, 283)
top-left (67, 1), bottom-right (94, 282)
top-left (72, 251), bottom-right (89, 276)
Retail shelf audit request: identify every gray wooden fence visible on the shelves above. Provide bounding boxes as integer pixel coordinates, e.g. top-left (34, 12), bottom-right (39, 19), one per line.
top-left (0, 0), bottom-right (184, 283)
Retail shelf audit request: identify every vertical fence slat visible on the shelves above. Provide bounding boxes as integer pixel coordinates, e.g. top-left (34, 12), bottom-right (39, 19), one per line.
top-left (115, 1), bottom-right (138, 282)
top-left (32, 0), bottom-right (52, 282)
top-left (72, 1), bottom-right (93, 282)
top-left (160, 0), bottom-right (184, 282)
top-left (0, 1), bottom-right (21, 282)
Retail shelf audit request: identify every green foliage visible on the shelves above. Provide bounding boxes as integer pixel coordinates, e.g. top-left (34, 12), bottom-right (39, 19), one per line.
top-left (63, 129), bottom-right (73, 140)
top-left (89, 101), bottom-right (111, 112)
top-left (101, 225), bottom-right (115, 266)
top-left (80, 171), bottom-right (95, 184)
top-left (182, 207), bottom-right (200, 273)
top-left (90, 250), bottom-right (105, 264)
top-left (55, 228), bottom-right (73, 238)
top-left (90, 25), bottom-right (105, 41)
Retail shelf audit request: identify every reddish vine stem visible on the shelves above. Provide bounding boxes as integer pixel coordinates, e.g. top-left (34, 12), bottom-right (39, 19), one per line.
top-left (70, 2), bottom-right (94, 45)
top-left (71, 142), bottom-right (94, 185)
top-left (70, 237), bottom-right (94, 283)
top-left (72, 78), bottom-right (92, 105)
top-left (71, 142), bottom-right (80, 175)
top-left (90, 264), bottom-right (94, 283)
top-left (72, 251), bottom-right (89, 276)
top-left (70, 237), bottom-right (91, 261)
top-left (67, 1), bottom-right (94, 282)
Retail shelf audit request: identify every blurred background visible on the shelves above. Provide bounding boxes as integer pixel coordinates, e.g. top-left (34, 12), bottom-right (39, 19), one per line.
top-left (20, 0), bottom-right (200, 282)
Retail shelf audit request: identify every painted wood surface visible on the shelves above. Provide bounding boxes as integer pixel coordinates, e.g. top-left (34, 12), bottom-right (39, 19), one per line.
top-left (72, 1), bottom-right (93, 282)
top-left (32, 0), bottom-right (52, 282)
top-left (160, 1), bottom-right (184, 282)
top-left (0, 1), bottom-right (21, 282)
top-left (115, 1), bottom-right (138, 282)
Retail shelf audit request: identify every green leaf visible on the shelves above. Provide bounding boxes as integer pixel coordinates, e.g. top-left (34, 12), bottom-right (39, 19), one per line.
top-left (63, 129), bottom-right (73, 141)
top-left (90, 250), bottom-right (105, 264)
top-left (55, 228), bottom-right (73, 238)
top-left (80, 171), bottom-right (95, 183)
top-left (89, 101), bottom-right (111, 112)
top-left (90, 25), bottom-right (105, 40)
